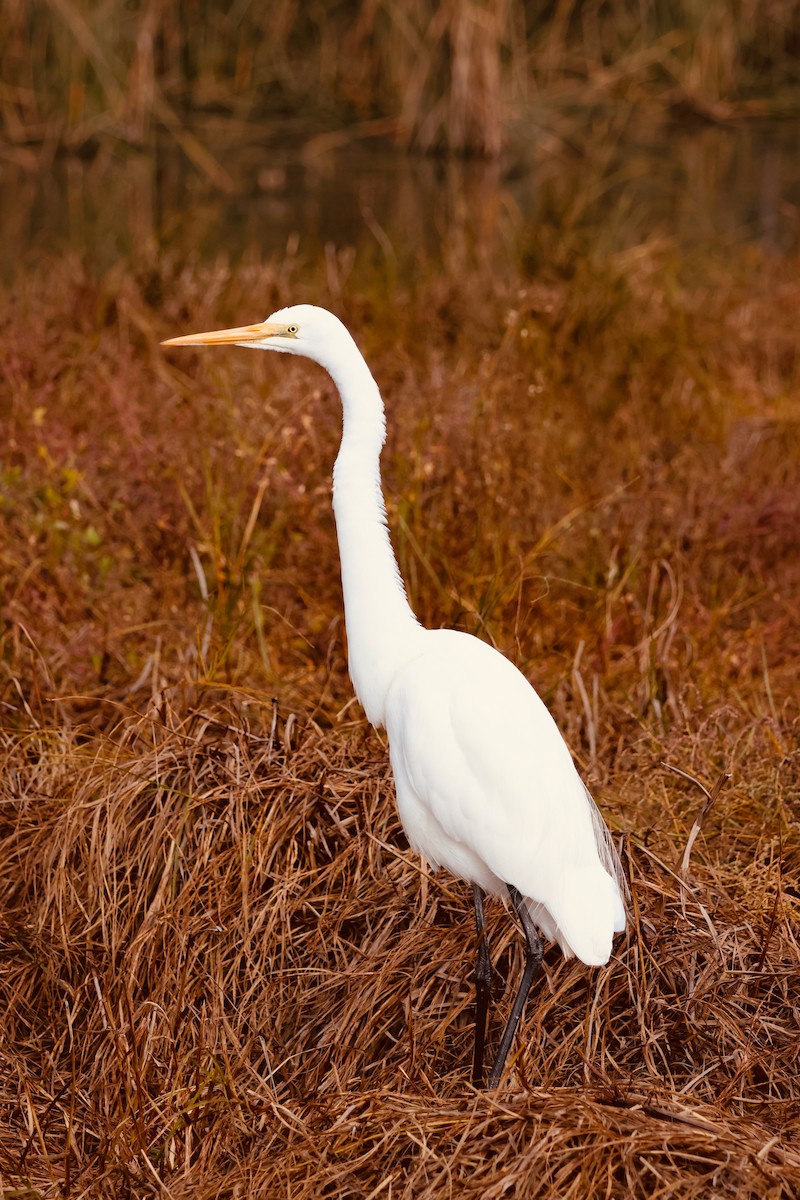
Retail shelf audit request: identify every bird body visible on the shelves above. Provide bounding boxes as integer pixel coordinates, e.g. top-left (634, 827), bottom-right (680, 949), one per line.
top-left (385, 629), bottom-right (625, 966)
top-left (163, 302), bottom-right (626, 1085)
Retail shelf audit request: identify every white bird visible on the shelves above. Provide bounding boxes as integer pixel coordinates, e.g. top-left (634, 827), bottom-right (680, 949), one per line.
top-left (163, 304), bottom-right (627, 1088)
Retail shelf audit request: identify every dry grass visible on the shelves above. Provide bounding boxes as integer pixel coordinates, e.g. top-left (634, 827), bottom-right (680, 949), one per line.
top-left (1, 240), bottom-right (799, 1196)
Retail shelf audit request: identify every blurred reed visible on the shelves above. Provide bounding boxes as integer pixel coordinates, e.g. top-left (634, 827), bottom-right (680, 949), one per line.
top-left (2, 0), bottom-right (800, 165)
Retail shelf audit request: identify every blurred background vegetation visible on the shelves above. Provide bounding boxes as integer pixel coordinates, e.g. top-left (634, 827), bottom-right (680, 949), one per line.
top-left (2, 1), bottom-right (800, 273)
top-left (4, 0), bottom-right (800, 159)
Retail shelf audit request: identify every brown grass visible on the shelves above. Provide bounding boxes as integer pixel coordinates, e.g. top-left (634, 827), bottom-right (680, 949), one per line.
top-left (1, 240), bottom-right (799, 1196)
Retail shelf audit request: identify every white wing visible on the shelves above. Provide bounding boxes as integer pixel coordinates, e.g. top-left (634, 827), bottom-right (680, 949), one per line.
top-left (385, 628), bottom-right (626, 964)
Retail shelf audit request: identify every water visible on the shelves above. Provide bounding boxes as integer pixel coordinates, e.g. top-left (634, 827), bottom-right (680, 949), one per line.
top-left (3, 113), bottom-right (800, 279)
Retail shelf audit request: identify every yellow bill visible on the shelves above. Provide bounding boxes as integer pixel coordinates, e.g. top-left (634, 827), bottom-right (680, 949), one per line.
top-left (161, 321), bottom-right (287, 347)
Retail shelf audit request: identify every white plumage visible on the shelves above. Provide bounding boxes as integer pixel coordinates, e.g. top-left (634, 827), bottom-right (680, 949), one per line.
top-left (386, 631), bottom-right (625, 965)
top-left (163, 302), bottom-right (626, 1086)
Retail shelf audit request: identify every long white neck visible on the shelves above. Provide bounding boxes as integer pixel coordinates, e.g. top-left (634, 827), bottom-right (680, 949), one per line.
top-left (327, 350), bottom-right (423, 727)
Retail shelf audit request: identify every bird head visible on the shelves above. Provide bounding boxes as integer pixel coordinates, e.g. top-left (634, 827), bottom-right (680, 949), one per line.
top-left (162, 303), bottom-right (357, 376)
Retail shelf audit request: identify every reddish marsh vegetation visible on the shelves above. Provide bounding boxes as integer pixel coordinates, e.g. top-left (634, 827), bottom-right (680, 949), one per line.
top-left (1, 245), bottom-right (799, 1196)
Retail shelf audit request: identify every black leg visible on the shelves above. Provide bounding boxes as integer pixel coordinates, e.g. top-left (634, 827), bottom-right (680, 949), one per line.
top-left (487, 884), bottom-right (543, 1089)
top-left (471, 883), bottom-right (492, 1088)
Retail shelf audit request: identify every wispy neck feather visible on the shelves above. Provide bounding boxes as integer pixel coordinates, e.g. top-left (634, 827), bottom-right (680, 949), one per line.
top-left (327, 352), bottom-right (422, 727)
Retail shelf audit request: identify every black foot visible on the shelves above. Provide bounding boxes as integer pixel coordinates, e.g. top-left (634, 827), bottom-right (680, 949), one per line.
top-left (487, 884), bottom-right (543, 1089)
top-left (471, 884), bottom-right (492, 1088)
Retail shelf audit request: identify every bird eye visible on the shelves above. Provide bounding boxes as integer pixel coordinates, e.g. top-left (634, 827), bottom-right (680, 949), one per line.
top-left (287, 324), bottom-right (299, 334)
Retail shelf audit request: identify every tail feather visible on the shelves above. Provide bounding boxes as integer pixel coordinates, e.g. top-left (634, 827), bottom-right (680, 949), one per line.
top-left (529, 865), bottom-right (622, 966)
top-left (583, 784), bottom-right (629, 911)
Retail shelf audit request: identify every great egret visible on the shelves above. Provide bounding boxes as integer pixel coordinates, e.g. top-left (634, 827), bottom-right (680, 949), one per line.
top-left (163, 304), bottom-right (627, 1088)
